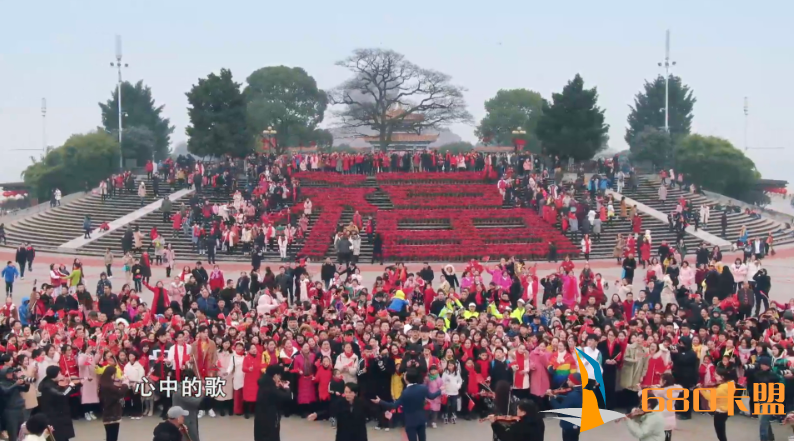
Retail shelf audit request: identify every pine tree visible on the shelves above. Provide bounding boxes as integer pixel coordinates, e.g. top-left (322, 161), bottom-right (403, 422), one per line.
top-left (536, 74), bottom-right (609, 161)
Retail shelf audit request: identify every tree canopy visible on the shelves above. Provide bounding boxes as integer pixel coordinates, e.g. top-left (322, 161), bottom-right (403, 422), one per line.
top-left (475, 89), bottom-right (543, 152)
top-left (675, 134), bottom-right (760, 202)
top-left (536, 74), bottom-right (608, 160)
top-left (99, 80), bottom-right (174, 163)
top-left (22, 130), bottom-right (120, 200)
top-left (629, 126), bottom-right (675, 169)
top-left (626, 75), bottom-right (695, 146)
top-left (330, 48), bottom-right (472, 150)
top-left (185, 68), bottom-right (252, 158)
top-left (244, 66), bottom-right (328, 154)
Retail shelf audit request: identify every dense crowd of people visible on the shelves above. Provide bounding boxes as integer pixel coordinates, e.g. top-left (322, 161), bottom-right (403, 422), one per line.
top-left (2, 151), bottom-right (794, 441)
top-left (0, 238), bottom-right (788, 441)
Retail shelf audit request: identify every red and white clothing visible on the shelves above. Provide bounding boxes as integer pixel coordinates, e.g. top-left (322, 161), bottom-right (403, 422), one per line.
top-left (166, 343), bottom-right (191, 380)
top-left (512, 351), bottom-right (530, 390)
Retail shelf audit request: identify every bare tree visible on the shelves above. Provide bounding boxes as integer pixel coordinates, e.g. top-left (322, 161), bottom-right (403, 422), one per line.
top-left (329, 48), bottom-right (472, 150)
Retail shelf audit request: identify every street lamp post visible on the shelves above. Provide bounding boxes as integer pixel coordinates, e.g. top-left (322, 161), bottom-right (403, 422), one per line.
top-left (110, 35), bottom-right (129, 170)
top-left (262, 126), bottom-right (277, 153)
top-left (658, 30), bottom-right (677, 134)
top-left (511, 127), bottom-right (526, 154)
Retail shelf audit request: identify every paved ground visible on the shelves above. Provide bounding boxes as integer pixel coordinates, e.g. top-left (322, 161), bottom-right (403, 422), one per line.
top-left (67, 410), bottom-right (792, 440)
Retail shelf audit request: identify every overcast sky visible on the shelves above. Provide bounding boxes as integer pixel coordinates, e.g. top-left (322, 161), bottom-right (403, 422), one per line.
top-left (2, 0), bottom-right (792, 186)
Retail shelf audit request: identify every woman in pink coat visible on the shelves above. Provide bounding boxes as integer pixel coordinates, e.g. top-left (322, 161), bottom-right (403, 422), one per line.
top-left (529, 343), bottom-right (551, 401)
top-left (292, 343), bottom-right (317, 414)
top-left (425, 365), bottom-right (444, 428)
top-left (78, 349), bottom-right (100, 419)
top-left (560, 273), bottom-right (579, 308)
top-left (678, 261), bottom-right (695, 291)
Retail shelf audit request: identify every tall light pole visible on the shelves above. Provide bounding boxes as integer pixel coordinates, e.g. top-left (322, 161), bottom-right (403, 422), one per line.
top-left (744, 97), bottom-right (750, 152)
top-left (742, 97), bottom-right (784, 153)
top-left (658, 29), bottom-right (676, 133)
top-left (41, 98), bottom-right (47, 152)
top-left (110, 35), bottom-right (128, 169)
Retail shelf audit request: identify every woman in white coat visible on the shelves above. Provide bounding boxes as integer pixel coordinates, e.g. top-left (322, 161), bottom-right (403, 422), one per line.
top-left (277, 234), bottom-right (288, 261)
top-left (256, 290), bottom-right (279, 315)
top-left (123, 352), bottom-right (146, 419)
top-left (215, 340), bottom-right (235, 416)
top-left (137, 181), bottom-right (147, 206)
top-left (225, 341), bottom-right (247, 416)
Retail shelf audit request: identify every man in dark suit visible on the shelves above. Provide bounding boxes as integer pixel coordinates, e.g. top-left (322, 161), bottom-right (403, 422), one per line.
top-left (372, 369), bottom-right (442, 441)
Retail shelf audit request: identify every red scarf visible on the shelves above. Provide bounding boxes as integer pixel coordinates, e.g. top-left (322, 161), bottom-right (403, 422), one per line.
top-left (173, 344), bottom-right (186, 381)
top-left (513, 351), bottom-right (529, 389)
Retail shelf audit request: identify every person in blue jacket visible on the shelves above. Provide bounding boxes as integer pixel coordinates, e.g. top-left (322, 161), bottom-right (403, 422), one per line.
top-left (548, 373), bottom-right (584, 441)
top-left (18, 297), bottom-right (29, 326)
top-left (1, 261), bottom-right (19, 296)
top-left (372, 368), bottom-right (442, 441)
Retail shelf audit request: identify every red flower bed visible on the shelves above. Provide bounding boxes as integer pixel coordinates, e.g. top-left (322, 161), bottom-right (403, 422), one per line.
top-left (292, 172), bottom-right (367, 186)
top-left (294, 174), bottom-right (579, 261)
top-left (296, 187), bottom-right (378, 260)
top-left (376, 209), bottom-right (578, 261)
top-left (381, 185), bottom-right (502, 208)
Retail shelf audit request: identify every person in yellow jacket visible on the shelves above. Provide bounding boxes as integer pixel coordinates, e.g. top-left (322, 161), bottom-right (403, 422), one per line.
top-left (438, 298), bottom-right (464, 322)
top-left (700, 368), bottom-right (737, 441)
top-left (486, 303), bottom-right (504, 319)
top-left (462, 303), bottom-right (479, 320)
top-left (509, 299), bottom-right (527, 322)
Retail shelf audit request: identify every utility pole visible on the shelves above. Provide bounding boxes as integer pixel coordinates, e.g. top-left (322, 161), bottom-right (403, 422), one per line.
top-left (41, 98), bottom-right (47, 152)
top-left (110, 35), bottom-right (128, 169)
top-left (658, 29), bottom-right (676, 133)
top-left (744, 97), bottom-right (750, 152)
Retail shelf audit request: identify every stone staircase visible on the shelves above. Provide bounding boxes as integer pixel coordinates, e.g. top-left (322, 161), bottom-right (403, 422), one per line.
top-left (2, 178), bottom-right (177, 253)
top-left (80, 178), bottom-right (320, 262)
top-left (622, 176), bottom-right (794, 247)
top-left (2, 175), bottom-right (320, 263)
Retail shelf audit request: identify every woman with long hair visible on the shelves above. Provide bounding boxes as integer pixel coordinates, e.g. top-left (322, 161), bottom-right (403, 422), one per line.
top-left (99, 365), bottom-right (128, 441)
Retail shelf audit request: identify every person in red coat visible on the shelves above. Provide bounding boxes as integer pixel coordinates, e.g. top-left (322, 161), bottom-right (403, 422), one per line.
top-left (242, 343), bottom-right (262, 418)
top-left (640, 239), bottom-right (651, 267)
top-left (632, 213), bottom-right (642, 234)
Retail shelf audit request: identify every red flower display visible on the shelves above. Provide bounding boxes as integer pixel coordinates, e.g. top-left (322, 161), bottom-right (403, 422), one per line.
top-left (292, 172), bottom-right (367, 186)
top-left (293, 172), bottom-right (578, 261)
top-left (381, 185), bottom-right (502, 208)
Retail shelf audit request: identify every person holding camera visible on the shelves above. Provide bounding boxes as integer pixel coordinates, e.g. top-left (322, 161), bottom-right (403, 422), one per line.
top-left (0, 365), bottom-right (31, 441)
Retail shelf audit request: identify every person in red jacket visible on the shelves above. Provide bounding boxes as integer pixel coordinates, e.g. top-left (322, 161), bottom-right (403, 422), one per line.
top-left (242, 344), bottom-right (261, 419)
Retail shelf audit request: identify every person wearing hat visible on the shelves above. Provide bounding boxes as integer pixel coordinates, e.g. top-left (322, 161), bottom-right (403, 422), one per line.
top-left (0, 365), bottom-right (30, 441)
top-left (548, 373), bottom-right (584, 441)
top-left (153, 406), bottom-right (189, 441)
top-left (254, 364), bottom-right (293, 441)
top-left (751, 356), bottom-right (783, 441)
top-left (36, 365), bottom-right (76, 441)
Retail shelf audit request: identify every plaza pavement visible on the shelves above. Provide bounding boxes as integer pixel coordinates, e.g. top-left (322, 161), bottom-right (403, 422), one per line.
top-left (65, 408), bottom-right (794, 440)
